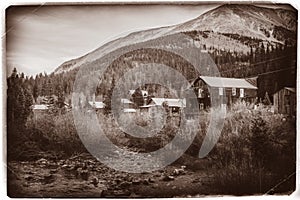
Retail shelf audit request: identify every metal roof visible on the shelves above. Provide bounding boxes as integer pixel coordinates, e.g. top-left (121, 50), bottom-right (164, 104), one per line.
top-left (88, 101), bottom-right (105, 109)
top-left (32, 104), bottom-right (48, 110)
top-left (123, 108), bottom-right (137, 113)
top-left (199, 76), bottom-right (257, 89)
top-left (140, 105), bottom-right (155, 108)
top-left (121, 98), bottom-right (134, 104)
top-left (149, 98), bottom-right (186, 108)
top-left (284, 87), bottom-right (296, 93)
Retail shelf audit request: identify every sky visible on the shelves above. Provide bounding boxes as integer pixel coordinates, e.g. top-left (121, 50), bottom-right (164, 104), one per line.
top-left (5, 4), bottom-right (219, 76)
top-left (5, 2), bottom-right (296, 77)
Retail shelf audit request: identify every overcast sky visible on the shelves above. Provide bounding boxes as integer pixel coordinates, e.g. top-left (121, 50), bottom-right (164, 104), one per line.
top-left (6, 4), bottom-right (219, 76)
top-left (6, 3), bottom-right (296, 77)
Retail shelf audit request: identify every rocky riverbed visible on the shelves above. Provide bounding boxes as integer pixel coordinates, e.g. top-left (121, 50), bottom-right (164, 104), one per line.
top-left (7, 153), bottom-right (218, 197)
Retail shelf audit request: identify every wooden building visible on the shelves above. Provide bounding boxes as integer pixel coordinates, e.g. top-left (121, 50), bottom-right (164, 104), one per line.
top-left (141, 98), bottom-right (186, 116)
top-left (273, 87), bottom-right (296, 116)
top-left (88, 101), bottom-right (105, 113)
top-left (32, 104), bottom-right (48, 113)
top-left (191, 76), bottom-right (257, 110)
top-left (129, 89), bottom-right (148, 102)
top-left (121, 98), bottom-right (136, 113)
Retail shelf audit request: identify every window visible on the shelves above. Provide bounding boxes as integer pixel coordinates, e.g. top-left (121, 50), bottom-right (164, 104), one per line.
top-left (198, 88), bottom-right (203, 98)
top-left (240, 89), bottom-right (244, 98)
top-left (232, 88), bottom-right (236, 96)
top-left (219, 88), bottom-right (223, 96)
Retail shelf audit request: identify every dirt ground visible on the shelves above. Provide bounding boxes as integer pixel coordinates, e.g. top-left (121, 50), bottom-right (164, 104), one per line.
top-left (7, 153), bottom-right (221, 197)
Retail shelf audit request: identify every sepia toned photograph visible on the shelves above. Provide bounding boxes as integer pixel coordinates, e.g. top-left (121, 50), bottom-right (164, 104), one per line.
top-left (5, 1), bottom-right (297, 198)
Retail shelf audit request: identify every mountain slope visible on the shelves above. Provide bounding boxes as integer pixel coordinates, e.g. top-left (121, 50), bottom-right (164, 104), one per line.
top-left (54, 4), bottom-right (296, 74)
top-left (172, 4), bottom-right (296, 42)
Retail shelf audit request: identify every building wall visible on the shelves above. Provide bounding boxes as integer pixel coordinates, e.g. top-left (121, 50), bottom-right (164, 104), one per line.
top-left (192, 79), bottom-right (257, 110)
top-left (195, 86), bottom-right (257, 109)
top-left (273, 89), bottom-right (296, 116)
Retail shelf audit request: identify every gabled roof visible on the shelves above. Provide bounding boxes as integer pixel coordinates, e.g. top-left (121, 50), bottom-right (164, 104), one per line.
top-left (123, 108), bottom-right (136, 113)
top-left (284, 87), bottom-right (296, 93)
top-left (149, 98), bottom-right (186, 108)
top-left (199, 76), bottom-right (257, 89)
top-left (32, 104), bottom-right (48, 110)
top-left (140, 105), bottom-right (155, 108)
top-left (88, 101), bottom-right (105, 109)
top-left (121, 98), bottom-right (134, 104)
top-left (129, 90), bottom-right (148, 97)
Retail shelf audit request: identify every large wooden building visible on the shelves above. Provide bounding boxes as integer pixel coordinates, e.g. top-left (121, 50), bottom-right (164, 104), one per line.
top-left (191, 76), bottom-right (257, 110)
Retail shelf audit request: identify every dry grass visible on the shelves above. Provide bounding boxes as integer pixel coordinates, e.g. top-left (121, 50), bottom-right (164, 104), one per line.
top-left (8, 101), bottom-right (296, 195)
top-left (209, 101), bottom-right (296, 195)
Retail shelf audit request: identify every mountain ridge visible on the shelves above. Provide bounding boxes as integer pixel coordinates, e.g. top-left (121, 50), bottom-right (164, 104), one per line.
top-left (54, 4), bottom-right (297, 74)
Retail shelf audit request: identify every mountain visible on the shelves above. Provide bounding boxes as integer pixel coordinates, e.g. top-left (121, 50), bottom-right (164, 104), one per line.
top-left (54, 4), bottom-right (297, 74)
top-left (173, 4), bottom-right (296, 40)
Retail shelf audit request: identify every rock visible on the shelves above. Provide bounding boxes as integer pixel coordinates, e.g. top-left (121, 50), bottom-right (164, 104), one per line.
top-left (61, 164), bottom-right (68, 169)
top-left (161, 175), bottom-right (175, 181)
top-left (132, 179), bottom-right (141, 185)
top-left (126, 176), bottom-right (133, 182)
top-left (36, 158), bottom-right (48, 165)
top-left (129, 192), bottom-right (140, 198)
top-left (22, 183), bottom-right (29, 187)
top-left (43, 174), bottom-right (53, 179)
top-left (58, 160), bottom-right (64, 165)
top-left (42, 174), bottom-right (54, 184)
top-left (24, 174), bottom-right (34, 181)
top-left (172, 165), bottom-right (186, 176)
top-left (172, 168), bottom-right (185, 176)
top-left (192, 178), bottom-right (200, 183)
top-left (115, 179), bottom-right (122, 184)
top-left (142, 179), bottom-right (149, 185)
top-left (50, 169), bottom-right (58, 174)
top-left (76, 168), bottom-right (89, 180)
top-left (119, 181), bottom-right (131, 188)
top-left (113, 190), bottom-right (131, 197)
top-left (148, 177), bottom-right (155, 183)
top-left (90, 176), bottom-right (99, 187)
top-left (154, 172), bottom-right (161, 177)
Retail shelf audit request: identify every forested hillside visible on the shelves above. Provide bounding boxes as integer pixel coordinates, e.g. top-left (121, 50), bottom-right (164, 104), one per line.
top-left (8, 33), bottom-right (295, 107)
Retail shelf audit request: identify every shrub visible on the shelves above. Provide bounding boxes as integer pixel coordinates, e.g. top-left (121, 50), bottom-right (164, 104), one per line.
top-left (209, 101), bottom-right (296, 194)
top-left (21, 112), bottom-right (86, 160)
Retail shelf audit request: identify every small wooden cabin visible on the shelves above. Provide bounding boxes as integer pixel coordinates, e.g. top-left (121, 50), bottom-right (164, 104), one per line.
top-left (191, 76), bottom-right (257, 109)
top-left (273, 87), bottom-right (296, 116)
top-left (88, 101), bottom-right (105, 113)
top-left (129, 89), bottom-right (148, 102)
top-left (32, 104), bottom-right (48, 113)
top-left (144, 98), bottom-right (186, 116)
top-left (31, 104), bottom-right (49, 119)
top-left (121, 98), bottom-right (135, 112)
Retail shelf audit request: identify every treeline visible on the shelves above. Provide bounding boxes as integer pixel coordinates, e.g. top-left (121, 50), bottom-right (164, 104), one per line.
top-left (7, 67), bottom-right (79, 127)
top-left (7, 32), bottom-right (296, 109)
top-left (7, 68), bottom-right (85, 161)
top-left (212, 41), bottom-right (296, 78)
top-left (211, 41), bottom-right (296, 98)
top-left (184, 30), bottom-right (296, 78)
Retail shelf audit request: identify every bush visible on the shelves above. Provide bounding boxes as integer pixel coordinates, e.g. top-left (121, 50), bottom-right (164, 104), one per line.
top-left (209, 101), bottom-right (296, 194)
top-left (17, 112), bottom-right (87, 160)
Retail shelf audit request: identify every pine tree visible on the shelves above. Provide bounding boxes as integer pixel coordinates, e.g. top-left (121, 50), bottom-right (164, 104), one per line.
top-left (7, 68), bottom-right (33, 130)
top-left (103, 77), bottom-right (115, 114)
